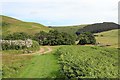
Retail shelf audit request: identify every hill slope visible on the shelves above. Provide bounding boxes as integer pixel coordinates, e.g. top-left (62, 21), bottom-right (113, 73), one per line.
top-left (95, 29), bottom-right (119, 48)
top-left (1, 15), bottom-right (51, 36)
top-left (76, 22), bottom-right (120, 35)
top-left (50, 25), bottom-right (87, 35)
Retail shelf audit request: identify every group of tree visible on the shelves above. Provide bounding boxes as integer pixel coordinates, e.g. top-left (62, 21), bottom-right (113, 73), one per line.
top-left (77, 32), bottom-right (96, 45)
top-left (3, 30), bottom-right (96, 46)
top-left (76, 22), bottom-right (120, 35)
top-left (3, 32), bottom-right (31, 40)
top-left (34, 30), bottom-right (76, 45)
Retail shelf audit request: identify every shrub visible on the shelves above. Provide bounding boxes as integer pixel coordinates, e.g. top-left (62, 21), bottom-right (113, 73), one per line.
top-left (77, 32), bottom-right (96, 45)
top-left (4, 32), bottom-right (31, 40)
top-left (34, 30), bottom-right (76, 45)
top-left (28, 40), bottom-right (39, 52)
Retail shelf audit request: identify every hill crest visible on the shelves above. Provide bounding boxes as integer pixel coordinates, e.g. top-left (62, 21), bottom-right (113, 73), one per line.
top-left (1, 15), bottom-right (51, 36)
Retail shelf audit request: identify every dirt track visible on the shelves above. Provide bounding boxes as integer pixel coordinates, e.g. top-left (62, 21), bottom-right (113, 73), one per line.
top-left (22, 46), bottom-right (52, 55)
top-left (40, 46), bottom-right (52, 54)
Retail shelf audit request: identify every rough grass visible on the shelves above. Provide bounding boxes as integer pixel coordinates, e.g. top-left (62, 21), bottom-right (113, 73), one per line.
top-left (95, 29), bottom-right (119, 48)
top-left (2, 45), bottom-right (119, 78)
top-left (51, 25), bottom-right (87, 35)
top-left (1, 15), bottom-right (52, 36)
top-left (16, 46), bottom-right (61, 78)
top-left (17, 54), bottom-right (60, 78)
top-left (2, 46), bottom-right (61, 78)
top-left (2, 53), bottom-right (33, 78)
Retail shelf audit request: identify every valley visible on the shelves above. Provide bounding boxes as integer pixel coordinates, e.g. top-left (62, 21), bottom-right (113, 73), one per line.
top-left (1, 15), bottom-right (119, 79)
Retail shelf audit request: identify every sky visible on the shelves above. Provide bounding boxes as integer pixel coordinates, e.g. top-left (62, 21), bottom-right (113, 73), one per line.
top-left (1, 0), bottom-right (119, 26)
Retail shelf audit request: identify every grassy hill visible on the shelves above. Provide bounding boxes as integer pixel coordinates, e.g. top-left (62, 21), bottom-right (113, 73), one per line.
top-left (95, 29), bottom-right (119, 48)
top-left (76, 22), bottom-right (120, 35)
top-left (1, 15), bottom-right (52, 36)
top-left (50, 25), bottom-right (87, 35)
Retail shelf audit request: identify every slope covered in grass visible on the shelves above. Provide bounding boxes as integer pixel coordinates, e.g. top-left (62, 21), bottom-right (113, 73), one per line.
top-left (95, 29), bottom-right (119, 48)
top-left (1, 15), bottom-right (52, 36)
top-left (51, 25), bottom-right (87, 35)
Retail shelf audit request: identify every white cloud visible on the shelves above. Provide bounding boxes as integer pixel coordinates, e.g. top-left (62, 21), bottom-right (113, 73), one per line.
top-left (1, 0), bottom-right (119, 26)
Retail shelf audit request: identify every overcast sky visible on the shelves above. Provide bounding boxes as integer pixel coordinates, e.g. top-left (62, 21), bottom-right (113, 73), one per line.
top-left (1, 0), bottom-right (119, 26)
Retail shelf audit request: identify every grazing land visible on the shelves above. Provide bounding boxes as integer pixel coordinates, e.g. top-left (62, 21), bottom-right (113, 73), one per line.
top-left (1, 15), bottom-right (52, 36)
top-left (95, 29), bottom-right (119, 48)
top-left (2, 46), bottom-right (61, 78)
top-left (51, 25), bottom-right (87, 35)
top-left (1, 15), bottom-right (119, 79)
top-left (17, 54), bottom-right (60, 78)
top-left (2, 52), bottom-right (33, 78)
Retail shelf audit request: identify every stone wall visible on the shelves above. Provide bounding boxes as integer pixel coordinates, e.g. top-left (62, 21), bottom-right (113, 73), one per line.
top-left (1, 39), bottom-right (33, 48)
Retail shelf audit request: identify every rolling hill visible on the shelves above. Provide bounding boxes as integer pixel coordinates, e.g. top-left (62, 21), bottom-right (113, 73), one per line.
top-left (1, 15), bottom-right (52, 36)
top-left (95, 29), bottom-right (119, 48)
top-left (76, 22), bottom-right (120, 35)
top-left (50, 25), bottom-right (87, 35)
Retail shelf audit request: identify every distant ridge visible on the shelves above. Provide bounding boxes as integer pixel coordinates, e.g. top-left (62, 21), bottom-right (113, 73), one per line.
top-left (76, 22), bottom-right (120, 35)
top-left (51, 24), bottom-right (87, 35)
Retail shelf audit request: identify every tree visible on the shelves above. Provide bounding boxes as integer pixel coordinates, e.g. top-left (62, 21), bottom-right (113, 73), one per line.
top-left (34, 31), bottom-right (48, 45)
top-left (33, 30), bottom-right (76, 45)
top-left (4, 32), bottom-right (31, 40)
top-left (77, 32), bottom-right (96, 45)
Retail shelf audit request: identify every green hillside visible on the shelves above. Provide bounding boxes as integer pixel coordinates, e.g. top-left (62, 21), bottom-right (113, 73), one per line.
top-left (76, 22), bottom-right (120, 35)
top-left (95, 29), bottom-right (119, 48)
top-left (1, 15), bottom-right (52, 36)
top-left (51, 25), bottom-right (87, 35)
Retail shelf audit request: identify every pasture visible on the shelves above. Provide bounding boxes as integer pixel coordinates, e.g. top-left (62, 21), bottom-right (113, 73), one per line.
top-left (95, 29), bottom-right (119, 48)
top-left (2, 44), bottom-right (119, 79)
top-left (1, 15), bottom-right (51, 36)
top-left (2, 46), bottom-right (61, 78)
top-left (51, 24), bottom-right (87, 35)
top-left (1, 15), bottom-right (119, 79)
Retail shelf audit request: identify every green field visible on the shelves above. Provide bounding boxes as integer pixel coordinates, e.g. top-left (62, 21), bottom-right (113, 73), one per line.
top-left (95, 29), bottom-right (119, 48)
top-left (2, 44), bottom-right (119, 79)
top-left (51, 25), bottom-right (87, 35)
top-left (51, 25), bottom-right (119, 48)
top-left (17, 54), bottom-right (60, 78)
top-left (2, 53), bottom-right (33, 78)
top-left (1, 15), bottom-right (52, 36)
top-left (1, 15), bottom-right (119, 79)
top-left (2, 46), bottom-right (61, 78)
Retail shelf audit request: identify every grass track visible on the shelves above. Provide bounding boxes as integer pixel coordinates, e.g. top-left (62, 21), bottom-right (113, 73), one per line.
top-left (16, 52), bottom-right (60, 78)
